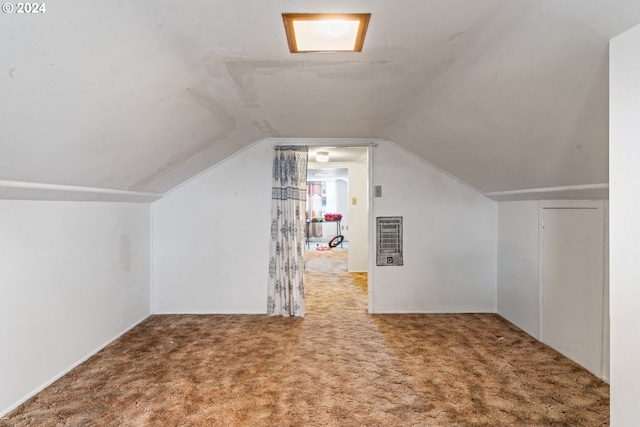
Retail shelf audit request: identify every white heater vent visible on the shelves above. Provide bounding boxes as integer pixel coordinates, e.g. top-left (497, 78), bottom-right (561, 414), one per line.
top-left (376, 216), bottom-right (403, 266)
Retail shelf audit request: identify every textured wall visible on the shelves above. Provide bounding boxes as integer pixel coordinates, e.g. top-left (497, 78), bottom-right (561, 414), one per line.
top-left (610, 21), bottom-right (640, 425)
top-left (0, 201), bottom-right (150, 416)
top-left (152, 139), bottom-right (497, 315)
top-left (370, 142), bottom-right (497, 313)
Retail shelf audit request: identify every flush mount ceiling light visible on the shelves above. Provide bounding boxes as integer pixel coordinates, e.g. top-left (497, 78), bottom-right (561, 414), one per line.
top-left (316, 151), bottom-right (330, 162)
top-left (282, 13), bottom-right (371, 53)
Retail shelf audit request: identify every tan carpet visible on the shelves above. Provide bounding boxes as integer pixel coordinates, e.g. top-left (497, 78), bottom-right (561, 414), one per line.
top-left (1, 248), bottom-right (609, 426)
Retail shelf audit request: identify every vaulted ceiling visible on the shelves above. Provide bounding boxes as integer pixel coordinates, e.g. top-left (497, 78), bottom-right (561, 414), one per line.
top-left (3, 1), bottom-right (640, 200)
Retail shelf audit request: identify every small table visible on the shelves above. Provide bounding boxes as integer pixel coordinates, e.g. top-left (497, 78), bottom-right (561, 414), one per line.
top-left (306, 219), bottom-right (342, 249)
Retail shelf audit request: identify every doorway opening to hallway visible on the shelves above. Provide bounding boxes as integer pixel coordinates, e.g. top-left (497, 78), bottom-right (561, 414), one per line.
top-left (304, 146), bottom-right (370, 311)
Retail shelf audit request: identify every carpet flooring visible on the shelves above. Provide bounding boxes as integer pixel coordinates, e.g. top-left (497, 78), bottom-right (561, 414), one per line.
top-left (1, 248), bottom-right (609, 426)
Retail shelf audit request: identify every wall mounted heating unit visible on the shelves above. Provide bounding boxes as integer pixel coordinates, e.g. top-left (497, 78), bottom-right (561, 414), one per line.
top-left (376, 216), bottom-right (403, 266)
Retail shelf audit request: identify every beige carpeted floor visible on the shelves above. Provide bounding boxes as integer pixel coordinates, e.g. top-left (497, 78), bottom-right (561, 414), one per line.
top-left (1, 248), bottom-right (609, 426)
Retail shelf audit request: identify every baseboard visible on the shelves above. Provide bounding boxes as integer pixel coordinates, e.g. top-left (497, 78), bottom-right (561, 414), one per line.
top-left (496, 314), bottom-right (610, 383)
top-left (0, 314), bottom-right (151, 419)
top-left (151, 311), bottom-right (267, 315)
top-left (370, 309), bottom-right (497, 314)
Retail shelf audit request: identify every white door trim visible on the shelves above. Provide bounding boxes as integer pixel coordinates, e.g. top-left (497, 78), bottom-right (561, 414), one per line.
top-left (367, 145), bottom-right (375, 313)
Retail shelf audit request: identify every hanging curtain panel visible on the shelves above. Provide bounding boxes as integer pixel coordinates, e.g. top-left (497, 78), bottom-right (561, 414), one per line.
top-left (268, 145), bottom-right (309, 317)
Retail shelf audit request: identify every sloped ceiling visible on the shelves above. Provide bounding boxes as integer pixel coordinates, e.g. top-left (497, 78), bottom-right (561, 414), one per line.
top-left (2, 1), bottom-right (640, 199)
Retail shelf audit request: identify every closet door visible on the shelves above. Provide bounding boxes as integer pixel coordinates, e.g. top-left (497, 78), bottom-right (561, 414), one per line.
top-left (541, 204), bottom-right (604, 376)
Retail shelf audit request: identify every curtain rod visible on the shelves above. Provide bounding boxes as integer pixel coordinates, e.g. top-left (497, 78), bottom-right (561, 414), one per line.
top-left (263, 137), bottom-right (380, 147)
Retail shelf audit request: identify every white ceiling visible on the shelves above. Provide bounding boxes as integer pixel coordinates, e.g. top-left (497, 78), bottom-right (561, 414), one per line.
top-left (309, 147), bottom-right (367, 164)
top-left (3, 1), bottom-right (640, 198)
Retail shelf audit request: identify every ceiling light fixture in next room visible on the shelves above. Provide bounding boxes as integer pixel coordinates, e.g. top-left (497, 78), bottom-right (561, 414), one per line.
top-left (315, 151), bottom-right (330, 162)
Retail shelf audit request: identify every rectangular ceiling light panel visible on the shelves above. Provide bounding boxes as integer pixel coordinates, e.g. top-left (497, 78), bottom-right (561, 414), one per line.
top-left (283, 13), bottom-right (371, 53)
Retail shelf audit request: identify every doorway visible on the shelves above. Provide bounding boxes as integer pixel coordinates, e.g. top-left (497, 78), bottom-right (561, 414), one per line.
top-left (304, 146), bottom-right (370, 310)
top-left (305, 147), bottom-right (369, 273)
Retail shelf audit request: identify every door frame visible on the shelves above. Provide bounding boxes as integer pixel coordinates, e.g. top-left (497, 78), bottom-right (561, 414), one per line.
top-left (367, 145), bottom-right (374, 312)
top-left (272, 138), bottom-right (376, 312)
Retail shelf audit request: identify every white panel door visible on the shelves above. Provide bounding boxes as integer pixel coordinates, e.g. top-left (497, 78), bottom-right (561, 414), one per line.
top-left (541, 206), bottom-right (604, 376)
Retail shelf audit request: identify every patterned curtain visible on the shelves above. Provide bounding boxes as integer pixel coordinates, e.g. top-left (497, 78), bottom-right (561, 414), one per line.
top-left (268, 145), bottom-right (309, 317)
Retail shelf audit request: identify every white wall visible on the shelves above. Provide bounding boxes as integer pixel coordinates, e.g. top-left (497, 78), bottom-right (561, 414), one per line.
top-left (347, 155), bottom-right (369, 273)
top-left (0, 201), bottom-right (150, 417)
top-left (371, 142), bottom-right (497, 313)
top-left (153, 139), bottom-right (497, 314)
top-left (610, 23), bottom-right (640, 425)
top-left (335, 179), bottom-right (349, 241)
top-left (152, 142), bottom-right (273, 314)
top-left (497, 200), bottom-right (609, 380)
top-left (497, 201), bottom-right (540, 338)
